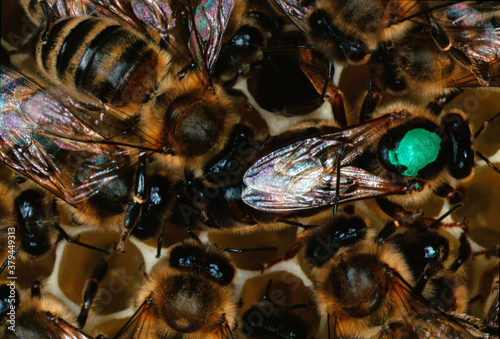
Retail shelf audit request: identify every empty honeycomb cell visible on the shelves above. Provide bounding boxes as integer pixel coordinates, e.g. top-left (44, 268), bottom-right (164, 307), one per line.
top-left (57, 230), bottom-right (145, 316)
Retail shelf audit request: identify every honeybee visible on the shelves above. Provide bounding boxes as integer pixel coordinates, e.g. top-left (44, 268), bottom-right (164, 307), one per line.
top-left (271, 1), bottom-right (499, 97)
top-left (242, 96), bottom-right (500, 212)
top-left (114, 238), bottom-right (239, 338)
top-left (299, 211), bottom-right (489, 338)
top-left (376, 200), bottom-right (473, 313)
top-left (1, 0), bottom-right (246, 250)
top-left (0, 280), bottom-right (95, 339)
top-left (270, 0), bottom-right (429, 65)
top-left (371, 1), bottom-right (500, 96)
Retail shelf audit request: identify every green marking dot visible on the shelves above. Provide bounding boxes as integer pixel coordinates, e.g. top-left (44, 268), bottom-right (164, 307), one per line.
top-left (389, 128), bottom-right (441, 177)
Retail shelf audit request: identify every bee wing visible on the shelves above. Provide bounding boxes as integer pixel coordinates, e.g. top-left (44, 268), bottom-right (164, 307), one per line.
top-left (215, 317), bottom-right (236, 339)
top-left (46, 313), bottom-right (95, 339)
top-left (386, 270), bottom-right (487, 339)
top-left (271, 0), bottom-right (313, 32)
top-left (185, 0), bottom-right (235, 74)
top-left (242, 112), bottom-right (420, 212)
top-left (434, 3), bottom-right (500, 88)
top-left (46, 0), bottom-right (91, 17)
top-left (114, 298), bottom-right (156, 339)
top-left (0, 66), bottom-right (144, 204)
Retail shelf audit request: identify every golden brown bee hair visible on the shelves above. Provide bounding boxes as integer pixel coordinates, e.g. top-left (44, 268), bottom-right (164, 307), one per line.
top-left (132, 239), bottom-right (237, 338)
top-left (309, 228), bottom-right (414, 338)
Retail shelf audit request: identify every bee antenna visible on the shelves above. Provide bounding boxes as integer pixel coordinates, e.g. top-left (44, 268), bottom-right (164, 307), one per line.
top-left (320, 61), bottom-right (334, 100)
top-left (474, 112), bottom-right (500, 139)
top-left (186, 229), bottom-right (202, 243)
top-left (263, 279), bottom-right (273, 302)
top-left (222, 246), bottom-right (278, 253)
top-left (475, 151), bottom-right (500, 175)
top-left (55, 225), bottom-right (110, 256)
top-left (288, 302), bottom-right (316, 310)
top-left (275, 218), bottom-right (322, 230)
top-left (426, 203), bottom-right (463, 231)
top-left (0, 249), bottom-right (19, 274)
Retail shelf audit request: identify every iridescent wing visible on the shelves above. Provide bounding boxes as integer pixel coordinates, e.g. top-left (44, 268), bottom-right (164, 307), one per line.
top-left (114, 298), bottom-right (157, 339)
top-left (382, 269), bottom-right (488, 339)
top-left (242, 112), bottom-right (422, 213)
top-left (0, 66), bottom-right (144, 204)
top-left (435, 2), bottom-right (500, 88)
top-left (46, 313), bottom-right (95, 339)
top-left (188, 0), bottom-right (235, 74)
top-left (272, 0), bottom-right (312, 32)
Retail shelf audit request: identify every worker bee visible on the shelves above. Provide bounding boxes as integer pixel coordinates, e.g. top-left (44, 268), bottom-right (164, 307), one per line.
top-left (0, 280), bottom-right (95, 339)
top-left (242, 95), bottom-right (499, 212)
top-left (376, 200), bottom-right (473, 313)
top-left (271, 1), bottom-right (498, 97)
top-left (1, 0), bottom-right (249, 250)
top-left (371, 1), bottom-right (500, 96)
top-left (114, 238), bottom-right (238, 338)
top-left (270, 0), bottom-right (429, 65)
top-left (299, 211), bottom-right (489, 338)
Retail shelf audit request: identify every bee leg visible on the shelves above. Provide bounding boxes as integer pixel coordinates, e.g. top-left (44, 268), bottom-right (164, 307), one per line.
top-left (77, 257), bottom-right (109, 329)
top-left (375, 197), bottom-right (420, 220)
top-left (358, 71), bottom-right (382, 123)
top-left (432, 182), bottom-right (465, 204)
top-left (299, 59), bottom-right (348, 128)
top-left (425, 12), bottom-right (452, 51)
top-left (449, 232), bottom-right (472, 272)
top-left (426, 89), bottom-right (464, 116)
top-left (116, 157), bottom-right (148, 252)
top-left (472, 245), bottom-right (500, 260)
top-left (258, 223), bottom-right (316, 272)
top-left (31, 281), bottom-right (41, 298)
top-left (155, 226), bottom-right (166, 258)
top-left (413, 260), bottom-right (444, 295)
top-left (375, 220), bottom-right (400, 244)
top-left (54, 225), bottom-right (110, 255)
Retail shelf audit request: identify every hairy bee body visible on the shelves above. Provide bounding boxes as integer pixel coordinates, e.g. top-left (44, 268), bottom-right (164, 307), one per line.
top-left (29, 15), bottom-right (170, 111)
top-left (115, 239), bottom-right (238, 338)
top-left (301, 212), bottom-right (486, 338)
top-left (0, 281), bottom-right (94, 339)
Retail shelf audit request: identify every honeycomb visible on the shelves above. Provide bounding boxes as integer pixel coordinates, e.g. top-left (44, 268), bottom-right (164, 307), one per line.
top-left (1, 1), bottom-right (499, 338)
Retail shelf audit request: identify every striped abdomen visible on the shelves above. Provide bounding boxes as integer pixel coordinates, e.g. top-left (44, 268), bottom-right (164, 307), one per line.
top-left (32, 16), bottom-right (168, 108)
